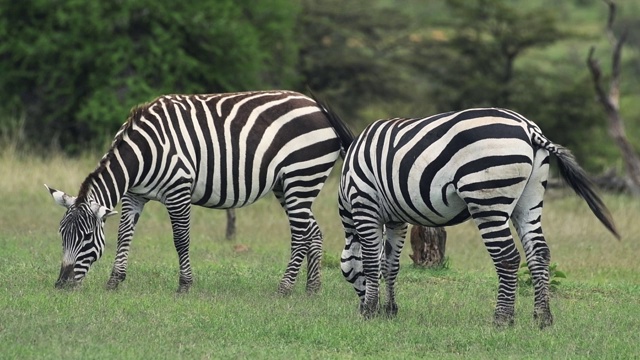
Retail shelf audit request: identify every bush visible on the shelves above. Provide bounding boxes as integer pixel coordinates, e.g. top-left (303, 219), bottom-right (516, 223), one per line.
top-left (0, 0), bottom-right (298, 152)
top-left (518, 262), bottom-right (567, 294)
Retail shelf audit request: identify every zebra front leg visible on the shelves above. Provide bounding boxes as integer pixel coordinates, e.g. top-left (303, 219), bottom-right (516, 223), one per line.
top-left (339, 196), bottom-right (367, 308)
top-left (355, 218), bottom-right (384, 319)
top-left (106, 193), bottom-right (148, 290)
top-left (381, 222), bottom-right (407, 318)
top-left (166, 197), bottom-right (194, 294)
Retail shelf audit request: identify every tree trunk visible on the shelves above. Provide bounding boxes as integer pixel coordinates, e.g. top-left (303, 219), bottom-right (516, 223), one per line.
top-left (587, 0), bottom-right (640, 195)
top-left (408, 226), bottom-right (447, 268)
top-left (225, 209), bottom-right (236, 240)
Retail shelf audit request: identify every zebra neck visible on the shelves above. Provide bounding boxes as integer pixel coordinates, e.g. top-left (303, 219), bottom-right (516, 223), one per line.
top-left (83, 178), bottom-right (121, 210)
top-left (77, 154), bottom-right (134, 210)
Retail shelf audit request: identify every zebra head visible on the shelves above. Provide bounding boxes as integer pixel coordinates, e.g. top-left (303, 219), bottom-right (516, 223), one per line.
top-left (45, 185), bottom-right (117, 289)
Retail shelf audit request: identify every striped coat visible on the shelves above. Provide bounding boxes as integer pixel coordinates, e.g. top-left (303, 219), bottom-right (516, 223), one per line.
top-left (47, 91), bottom-right (349, 294)
top-left (333, 108), bottom-right (619, 328)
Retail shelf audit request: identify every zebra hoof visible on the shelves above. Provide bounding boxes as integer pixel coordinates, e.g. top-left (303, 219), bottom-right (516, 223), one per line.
top-left (382, 302), bottom-right (398, 318)
top-left (493, 309), bottom-right (515, 328)
top-left (106, 272), bottom-right (126, 290)
top-left (176, 284), bottom-right (191, 294)
top-left (359, 300), bottom-right (379, 319)
top-left (176, 278), bottom-right (192, 294)
top-left (305, 281), bottom-right (321, 295)
top-left (105, 279), bottom-right (120, 290)
top-left (534, 308), bottom-right (553, 329)
top-left (277, 281), bottom-right (294, 296)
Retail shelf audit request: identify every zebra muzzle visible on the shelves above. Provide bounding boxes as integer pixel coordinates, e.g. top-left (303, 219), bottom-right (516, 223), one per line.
top-left (55, 264), bottom-right (78, 289)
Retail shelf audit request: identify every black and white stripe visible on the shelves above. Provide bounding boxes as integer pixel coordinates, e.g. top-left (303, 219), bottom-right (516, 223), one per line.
top-left (332, 107), bottom-right (619, 328)
top-left (47, 90), bottom-right (348, 294)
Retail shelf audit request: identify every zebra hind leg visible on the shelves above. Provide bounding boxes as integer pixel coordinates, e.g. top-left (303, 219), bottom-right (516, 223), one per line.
top-left (511, 150), bottom-right (553, 329)
top-left (516, 228), bottom-right (553, 329)
top-left (273, 187), bottom-right (294, 295)
top-left (275, 170), bottom-right (330, 296)
top-left (276, 228), bottom-right (310, 296)
top-left (472, 211), bottom-right (521, 328)
top-left (304, 215), bottom-right (323, 295)
top-left (339, 196), bottom-right (367, 309)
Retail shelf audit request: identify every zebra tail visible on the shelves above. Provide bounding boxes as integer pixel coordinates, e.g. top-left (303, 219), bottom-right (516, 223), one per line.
top-left (538, 138), bottom-right (620, 240)
top-left (307, 88), bottom-right (355, 157)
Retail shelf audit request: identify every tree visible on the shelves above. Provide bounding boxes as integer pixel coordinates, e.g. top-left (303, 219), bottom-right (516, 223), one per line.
top-left (0, 0), bottom-right (298, 152)
top-left (296, 0), bottom-right (423, 123)
top-left (587, 0), bottom-right (640, 194)
top-left (416, 0), bottom-right (621, 170)
top-left (425, 0), bottom-right (564, 111)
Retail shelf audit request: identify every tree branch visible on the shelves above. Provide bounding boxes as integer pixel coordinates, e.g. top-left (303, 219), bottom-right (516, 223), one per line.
top-left (587, 46), bottom-right (615, 116)
top-left (604, 0), bottom-right (617, 44)
top-left (587, 0), bottom-right (640, 194)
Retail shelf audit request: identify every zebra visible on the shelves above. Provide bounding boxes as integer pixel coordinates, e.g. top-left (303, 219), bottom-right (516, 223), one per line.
top-left (328, 107), bottom-right (619, 328)
top-left (45, 90), bottom-right (352, 295)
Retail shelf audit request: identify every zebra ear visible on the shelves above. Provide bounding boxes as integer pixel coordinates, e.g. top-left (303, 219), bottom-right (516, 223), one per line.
top-left (45, 184), bottom-right (76, 208)
top-left (89, 202), bottom-right (118, 220)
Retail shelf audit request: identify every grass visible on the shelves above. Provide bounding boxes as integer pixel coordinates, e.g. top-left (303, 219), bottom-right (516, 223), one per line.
top-left (1, 150), bottom-right (639, 359)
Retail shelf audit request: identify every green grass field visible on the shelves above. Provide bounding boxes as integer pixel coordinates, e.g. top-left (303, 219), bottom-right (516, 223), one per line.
top-left (1, 150), bottom-right (639, 359)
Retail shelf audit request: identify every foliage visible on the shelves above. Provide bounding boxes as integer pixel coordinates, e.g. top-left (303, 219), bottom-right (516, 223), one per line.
top-left (512, 73), bottom-right (614, 171)
top-left (0, 0), bottom-right (298, 152)
top-left (518, 262), bottom-right (567, 293)
top-left (408, 0), bottom-right (637, 171)
top-left (296, 0), bottom-right (428, 122)
top-left (425, 0), bottom-right (565, 110)
top-left (0, 0), bottom-right (639, 173)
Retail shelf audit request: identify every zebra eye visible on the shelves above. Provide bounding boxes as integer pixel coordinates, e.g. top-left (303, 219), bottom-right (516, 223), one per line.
top-left (81, 231), bottom-right (93, 242)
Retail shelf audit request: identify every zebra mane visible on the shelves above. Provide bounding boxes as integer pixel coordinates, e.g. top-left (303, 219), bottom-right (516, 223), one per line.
top-left (76, 103), bottom-right (148, 204)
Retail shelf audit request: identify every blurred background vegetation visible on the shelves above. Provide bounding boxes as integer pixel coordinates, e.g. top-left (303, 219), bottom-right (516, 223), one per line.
top-left (0, 0), bottom-right (639, 173)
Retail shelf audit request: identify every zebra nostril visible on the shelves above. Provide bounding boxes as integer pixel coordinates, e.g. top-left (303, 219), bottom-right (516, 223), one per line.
top-left (55, 263), bottom-right (76, 288)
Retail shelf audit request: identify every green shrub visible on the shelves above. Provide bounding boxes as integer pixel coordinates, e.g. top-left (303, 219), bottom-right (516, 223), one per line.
top-left (518, 262), bottom-right (567, 293)
top-left (0, 0), bottom-right (298, 152)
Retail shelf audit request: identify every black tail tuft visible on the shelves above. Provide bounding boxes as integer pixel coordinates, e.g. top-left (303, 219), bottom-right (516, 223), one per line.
top-left (554, 146), bottom-right (620, 240)
top-left (307, 88), bottom-right (355, 158)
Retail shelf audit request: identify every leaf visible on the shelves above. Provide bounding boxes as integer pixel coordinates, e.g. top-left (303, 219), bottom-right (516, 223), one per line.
top-left (553, 271), bottom-right (567, 278)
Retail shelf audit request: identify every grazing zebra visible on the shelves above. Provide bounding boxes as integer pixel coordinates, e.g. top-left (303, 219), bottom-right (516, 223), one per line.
top-left (46, 90), bottom-right (351, 295)
top-left (331, 107), bottom-right (619, 328)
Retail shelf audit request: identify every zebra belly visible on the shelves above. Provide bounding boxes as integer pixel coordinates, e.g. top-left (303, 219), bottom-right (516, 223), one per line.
top-left (383, 183), bottom-right (470, 227)
top-left (189, 175), bottom-right (274, 209)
